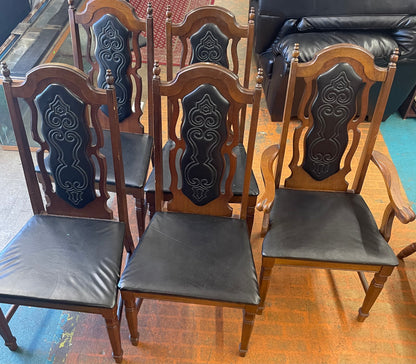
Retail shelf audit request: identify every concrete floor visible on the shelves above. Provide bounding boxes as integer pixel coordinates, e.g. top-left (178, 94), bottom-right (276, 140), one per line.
top-left (0, 148), bottom-right (31, 250)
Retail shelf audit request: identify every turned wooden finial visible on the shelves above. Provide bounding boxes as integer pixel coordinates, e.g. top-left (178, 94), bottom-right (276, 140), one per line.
top-left (292, 43), bottom-right (300, 62)
top-left (166, 5), bottom-right (172, 21)
top-left (390, 47), bottom-right (399, 65)
top-left (153, 61), bottom-right (160, 79)
top-left (256, 68), bottom-right (264, 88)
top-left (105, 69), bottom-right (115, 89)
top-left (249, 7), bottom-right (255, 22)
top-left (1, 62), bottom-right (11, 82)
top-left (147, 2), bottom-right (153, 18)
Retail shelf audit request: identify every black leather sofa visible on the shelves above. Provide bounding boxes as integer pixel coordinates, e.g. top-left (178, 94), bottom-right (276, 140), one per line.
top-left (252, 0), bottom-right (416, 121)
top-left (0, 0), bottom-right (30, 45)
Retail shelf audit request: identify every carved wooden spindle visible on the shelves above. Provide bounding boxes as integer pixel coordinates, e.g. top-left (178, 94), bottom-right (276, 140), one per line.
top-left (153, 60), bottom-right (160, 79)
top-left (239, 307), bottom-right (257, 357)
top-left (292, 43), bottom-right (300, 62)
top-left (397, 242), bottom-right (416, 259)
top-left (390, 47), bottom-right (400, 66)
top-left (249, 6), bottom-right (255, 23)
top-left (103, 308), bottom-right (123, 363)
top-left (256, 67), bottom-right (264, 88)
top-left (105, 69), bottom-right (115, 89)
top-left (123, 292), bottom-right (140, 345)
top-left (358, 265), bottom-right (395, 322)
top-left (1, 62), bottom-right (11, 82)
top-left (147, 2), bottom-right (153, 17)
top-left (257, 257), bottom-right (274, 314)
top-left (166, 5), bottom-right (172, 23)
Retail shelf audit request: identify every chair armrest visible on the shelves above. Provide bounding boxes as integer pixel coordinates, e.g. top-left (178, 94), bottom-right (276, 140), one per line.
top-left (256, 144), bottom-right (280, 213)
top-left (371, 150), bottom-right (415, 224)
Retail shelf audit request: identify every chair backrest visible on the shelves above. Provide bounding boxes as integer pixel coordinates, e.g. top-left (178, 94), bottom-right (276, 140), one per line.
top-left (152, 62), bottom-right (263, 217)
top-left (1, 62), bottom-right (132, 248)
top-left (275, 43), bottom-right (398, 193)
top-left (166, 5), bottom-right (255, 142)
top-left (68, 0), bottom-right (154, 134)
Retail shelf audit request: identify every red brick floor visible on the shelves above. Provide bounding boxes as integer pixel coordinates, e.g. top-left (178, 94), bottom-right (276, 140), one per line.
top-left (61, 1), bottom-right (416, 363)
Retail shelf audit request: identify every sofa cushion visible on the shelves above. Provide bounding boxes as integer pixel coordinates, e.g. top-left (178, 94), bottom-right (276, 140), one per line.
top-left (274, 31), bottom-right (398, 64)
top-left (296, 15), bottom-right (416, 60)
top-left (297, 15), bottom-right (415, 31)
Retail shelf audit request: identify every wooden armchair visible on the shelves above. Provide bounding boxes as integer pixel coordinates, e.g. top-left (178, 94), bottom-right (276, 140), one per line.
top-left (256, 43), bottom-right (415, 321)
top-left (119, 62), bottom-right (263, 356)
top-left (0, 62), bottom-right (134, 362)
top-left (144, 6), bottom-right (259, 235)
top-left (68, 0), bottom-right (155, 236)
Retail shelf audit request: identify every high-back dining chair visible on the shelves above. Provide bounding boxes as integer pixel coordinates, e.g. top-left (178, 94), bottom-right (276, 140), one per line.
top-left (68, 0), bottom-right (155, 236)
top-left (0, 62), bottom-right (134, 362)
top-left (256, 43), bottom-right (415, 321)
top-left (119, 62), bottom-right (263, 356)
top-left (145, 6), bottom-right (259, 235)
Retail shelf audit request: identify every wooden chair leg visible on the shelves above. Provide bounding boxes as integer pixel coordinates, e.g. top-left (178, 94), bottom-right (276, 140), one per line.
top-left (134, 190), bottom-right (146, 237)
top-left (239, 305), bottom-right (257, 357)
top-left (0, 308), bottom-right (17, 351)
top-left (357, 266), bottom-right (395, 322)
top-left (123, 292), bottom-right (140, 346)
top-left (246, 196), bottom-right (256, 237)
top-left (397, 242), bottom-right (416, 259)
top-left (102, 307), bottom-right (123, 363)
top-left (257, 257), bottom-right (275, 315)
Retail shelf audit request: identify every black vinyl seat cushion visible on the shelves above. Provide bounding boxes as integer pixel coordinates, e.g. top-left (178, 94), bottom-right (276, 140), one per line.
top-left (101, 130), bottom-right (153, 189)
top-left (0, 215), bottom-right (125, 309)
top-left (263, 189), bottom-right (399, 267)
top-left (144, 140), bottom-right (259, 196)
top-left (38, 130), bottom-right (153, 189)
top-left (119, 212), bottom-right (260, 305)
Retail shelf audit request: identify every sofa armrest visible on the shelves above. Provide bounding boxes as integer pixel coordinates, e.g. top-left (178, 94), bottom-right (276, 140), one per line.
top-left (256, 144), bottom-right (280, 213)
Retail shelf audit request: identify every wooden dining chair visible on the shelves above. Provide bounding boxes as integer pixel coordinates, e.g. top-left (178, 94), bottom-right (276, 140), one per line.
top-left (145, 6), bottom-right (259, 235)
top-left (68, 0), bottom-right (155, 236)
top-left (0, 62), bottom-right (135, 362)
top-left (256, 43), bottom-right (415, 321)
top-left (119, 62), bottom-right (263, 356)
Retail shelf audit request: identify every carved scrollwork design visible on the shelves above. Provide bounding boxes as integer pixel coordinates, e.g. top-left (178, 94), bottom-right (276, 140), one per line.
top-left (93, 15), bottom-right (132, 121)
top-left (181, 84), bottom-right (229, 205)
top-left (36, 84), bottom-right (96, 208)
top-left (303, 63), bottom-right (364, 180)
top-left (190, 23), bottom-right (229, 68)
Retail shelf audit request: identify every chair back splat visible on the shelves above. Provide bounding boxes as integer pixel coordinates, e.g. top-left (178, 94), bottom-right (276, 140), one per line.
top-left (153, 62), bottom-right (262, 217)
top-left (1, 62), bottom-right (133, 363)
top-left (68, 0), bottom-right (155, 237)
top-left (256, 43), bottom-right (416, 323)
